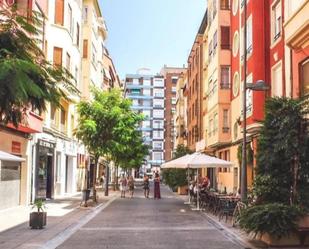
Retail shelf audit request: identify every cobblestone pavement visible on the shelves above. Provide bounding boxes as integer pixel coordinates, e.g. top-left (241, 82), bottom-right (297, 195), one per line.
top-left (56, 184), bottom-right (245, 249)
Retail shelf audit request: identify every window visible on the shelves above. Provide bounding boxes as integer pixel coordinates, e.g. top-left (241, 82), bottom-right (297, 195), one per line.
top-left (76, 23), bottom-right (80, 46)
top-left (271, 62), bottom-right (283, 97)
top-left (131, 89), bottom-right (141, 95)
top-left (153, 142), bottom-right (163, 150)
top-left (214, 113), bottom-right (218, 133)
top-left (143, 120), bottom-right (151, 128)
top-left (171, 97), bottom-right (176, 105)
top-left (209, 40), bottom-right (213, 61)
top-left (153, 131), bottom-right (164, 139)
top-left (68, 4), bottom-right (72, 34)
top-left (83, 6), bottom-right (88, 23)
top-left (55, 0), bottom-right (64, 25)
top-left (153, 152), bottom-right (163, 161)
top-left (223, 109), bottom-right (229, 132)
top-left (74, 66), bottom-right (78, 86)
top-left (91, 43), bottom-right (96, 66)
top-left (53, 47), bottom-right (62, 67)
top-left (213, 0), bottom-right (217, 19)
top-left (233, 72), bottom-right (240, 97)
top-left (143, 89), bottom-right (151, 96)
top-left (153, 99), bottom-right (164, 108)
top-left (171, 76), bottom-right (178, 84)
top-left (246, 15), bottom-right (253, 55)
top-left (60, 107), bottom-right (66, 125)
top-left (221, 66), bottom-right (230, 89)
top-left (143, 110), bottom-right (151, 119)
top-left (153, 78), bottom-right (164, 87)
top-left (66, 52), bottom-right (71, 72)
top-left (232, 0), bottom-right (239, 15)
top-left (144, 79), bottom-right (151, 86)
top-left (153, 88), bottom-right (164, 97)
top-left (50, 104), bottom-right (57, 123)
top-left (133, 78), bottom-right (139, 85)
top-left (232, 31), bottom-right (239, 57)
top-left (272, 0), bottom-right (282, 43)
top-left (301, 59), bottom-right (309, 97)
top-left (221, 26), bottom-right (230, 49)
top-left (83, 40), bottom-right (88, 58)
top-left (153, 120), bottom-right (164, 129)
top-left (172, 86), bottom-right (177, 93)
top-left (153, 109), bottom-right (164, 118)
top-left (209, 119), bottom-right (213, 136)
top-left (220, 0), bottom-right (230, 10)
top-left (213, 30), bottom-right (218, 54)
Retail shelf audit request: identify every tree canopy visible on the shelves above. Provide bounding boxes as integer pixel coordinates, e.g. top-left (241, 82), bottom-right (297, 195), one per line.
top-left (75, 88), bottom-right (148, 169)
top-left (0, 6), bottom-right (77, 127)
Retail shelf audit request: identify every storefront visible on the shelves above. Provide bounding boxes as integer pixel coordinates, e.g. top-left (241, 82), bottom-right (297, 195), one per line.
top-left (0, 151), bottom-right (25, 210)
top-left (35, 139), bottom-right (55, 199)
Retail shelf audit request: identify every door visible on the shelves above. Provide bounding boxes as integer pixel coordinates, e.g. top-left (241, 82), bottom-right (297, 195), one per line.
top-left (46, 155), bottom-right (53, 199)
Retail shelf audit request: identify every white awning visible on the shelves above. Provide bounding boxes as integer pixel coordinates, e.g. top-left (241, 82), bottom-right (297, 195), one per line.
top-left (0, 151), bottom-right (25, 162)
top-left (161, 152), bottom-right (233, 169)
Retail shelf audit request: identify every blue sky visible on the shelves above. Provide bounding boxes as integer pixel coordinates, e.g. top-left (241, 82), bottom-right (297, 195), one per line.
top-left (99, 0), bottom-right (206, 79)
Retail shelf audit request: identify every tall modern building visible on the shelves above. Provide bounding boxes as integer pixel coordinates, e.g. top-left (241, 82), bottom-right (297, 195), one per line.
top-left (125, 73), bottom-right (165, 176)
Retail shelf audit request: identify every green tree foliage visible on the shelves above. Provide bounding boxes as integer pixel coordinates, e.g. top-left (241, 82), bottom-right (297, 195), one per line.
top-left (163, 145), bottom-right (193, 190)
top-left (239, 203), bottom-right (303, 238)
top-left (239, 97), bottom-right (309, 238)
top-left (255, 97), bottom-right (309, 206)
top-left (0, 6), bottom-right (76, 127)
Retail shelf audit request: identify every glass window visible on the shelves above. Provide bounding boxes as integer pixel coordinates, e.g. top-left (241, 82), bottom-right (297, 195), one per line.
top-left (272, 0), bottom-right (282, 43)
top-left (301, 59), bottom-right (309, 97)
top-left (246, 15), bottom-right (253, 55)
top-left (153, 99), bottom-right (164, 108)
top-left (221, 66), bottom-right (230, 89)
top-left (271, 62), bottom-right (283, 97)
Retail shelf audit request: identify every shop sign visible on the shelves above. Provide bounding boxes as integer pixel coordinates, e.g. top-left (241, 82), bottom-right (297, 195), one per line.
top-left (11, 141), bottom-right (21, 154)
top-left (38, 139), bottom-right (55, 149)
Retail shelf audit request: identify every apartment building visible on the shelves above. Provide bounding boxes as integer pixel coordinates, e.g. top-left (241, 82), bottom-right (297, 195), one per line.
top-left (125, 74), bottom-right (165, 175)
top-left (160, 66), bottom-right (187, 160)
top-left (186, 14), bottom-right (207, 153)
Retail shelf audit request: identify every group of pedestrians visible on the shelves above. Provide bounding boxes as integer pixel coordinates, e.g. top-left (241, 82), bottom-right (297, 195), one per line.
top-left (118, 172), bottom-right (161, 199)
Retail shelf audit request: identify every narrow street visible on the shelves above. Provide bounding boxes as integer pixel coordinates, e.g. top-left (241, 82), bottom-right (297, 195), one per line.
top-left (57, 185), bottom-right (244, 249)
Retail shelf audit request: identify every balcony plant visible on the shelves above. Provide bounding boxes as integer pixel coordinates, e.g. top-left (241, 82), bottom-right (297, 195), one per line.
top-left (29, 199), bottom-right (47, 229)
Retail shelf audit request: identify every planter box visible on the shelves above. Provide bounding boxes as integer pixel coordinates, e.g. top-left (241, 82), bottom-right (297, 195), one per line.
top-left (29, 212), bottom-right (47, 229)
top-left (177, 186), bottom-right (188, 195)
top-left (260, 215), bottom-right (309, 246)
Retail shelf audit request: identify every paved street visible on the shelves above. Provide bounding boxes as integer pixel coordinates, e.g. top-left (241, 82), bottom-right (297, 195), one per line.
top-left (57, 184), bottom-right (244, 249)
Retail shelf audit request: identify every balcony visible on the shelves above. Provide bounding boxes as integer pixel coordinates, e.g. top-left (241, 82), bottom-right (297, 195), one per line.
top-left (7, 111), bottom-right (43, 133)
top-left (284, 0), bottom-right (309, 49)
top-left (126, 94), bottom-right (153, 99)
top-left (125, 84), bottom-right (152, 89)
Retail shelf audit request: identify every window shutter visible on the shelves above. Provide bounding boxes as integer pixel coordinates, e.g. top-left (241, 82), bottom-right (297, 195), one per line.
top-left (221, 26), bottom-right (230, 49)
top-left (83, 40), bottom-right (88, 58)
top-left (55, 0), bottom-right (64, 25)
top-left (53, 47), bottom-right (62, 67)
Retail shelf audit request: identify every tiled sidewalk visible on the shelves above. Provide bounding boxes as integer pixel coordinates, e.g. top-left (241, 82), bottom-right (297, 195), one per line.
top-left (0, 190), bottom-right (119, 249)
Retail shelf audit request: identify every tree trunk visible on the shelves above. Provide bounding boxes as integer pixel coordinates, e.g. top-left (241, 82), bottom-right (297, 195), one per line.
top-left (93, 156), bottom-right (99, 203)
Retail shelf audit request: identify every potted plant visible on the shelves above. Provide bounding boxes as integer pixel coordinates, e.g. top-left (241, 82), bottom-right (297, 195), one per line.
top-left (29, 199), bottom-right (47, 229)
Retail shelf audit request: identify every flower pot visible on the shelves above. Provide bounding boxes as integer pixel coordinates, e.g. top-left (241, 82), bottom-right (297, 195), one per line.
top-left (260, 232), bottom-right (300, 247)
top-left (29, 212), bottom-right (47, 229)
top-left (177, 185), bottom-right (188, 195)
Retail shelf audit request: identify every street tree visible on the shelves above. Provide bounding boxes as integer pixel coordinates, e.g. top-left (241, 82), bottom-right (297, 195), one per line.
top-left (75, 88), bottom-right (146, 199)
top-left (0, 6), bottom-right (76, 127)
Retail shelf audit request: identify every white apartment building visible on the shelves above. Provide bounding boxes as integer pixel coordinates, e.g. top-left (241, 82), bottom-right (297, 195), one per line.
top-left (30, 0), bottom-right (82, 201)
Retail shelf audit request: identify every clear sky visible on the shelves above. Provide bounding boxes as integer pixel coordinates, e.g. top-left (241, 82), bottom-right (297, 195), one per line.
top-left (99, 0), bottom-right (206, 79)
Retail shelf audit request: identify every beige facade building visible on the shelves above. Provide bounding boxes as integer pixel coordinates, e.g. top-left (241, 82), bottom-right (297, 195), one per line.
top-left (174, 72), bottom-right (188, 149)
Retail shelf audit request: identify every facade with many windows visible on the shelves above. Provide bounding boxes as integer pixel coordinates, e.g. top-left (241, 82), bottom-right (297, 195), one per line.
top-left (125, 74), bottom-right (166, 175)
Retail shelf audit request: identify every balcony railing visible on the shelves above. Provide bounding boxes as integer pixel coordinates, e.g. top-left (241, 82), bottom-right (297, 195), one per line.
top-left (220, 83), bottom-right (230, 89)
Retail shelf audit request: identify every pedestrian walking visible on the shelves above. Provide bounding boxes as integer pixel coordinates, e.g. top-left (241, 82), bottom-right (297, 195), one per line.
top-left (143, 175), bottom-right (150, 198)
top-left (119, 174), bottom-right (127, 198)
top-left (128, 176), bottom-right (135, 198)
top-left (154, 172), bottom-right (161, 199)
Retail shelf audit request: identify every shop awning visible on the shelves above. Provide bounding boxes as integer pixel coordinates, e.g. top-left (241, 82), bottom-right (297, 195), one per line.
top-left (0, 151), bottom-right (25, 162)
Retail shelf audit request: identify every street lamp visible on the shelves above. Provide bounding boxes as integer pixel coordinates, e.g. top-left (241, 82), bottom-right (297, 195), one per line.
top-left (241, 79), bottom-right (270, 202)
